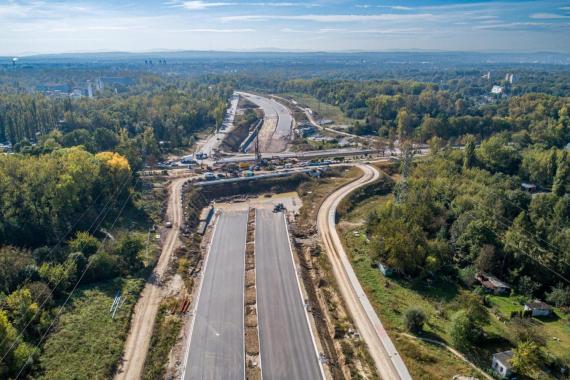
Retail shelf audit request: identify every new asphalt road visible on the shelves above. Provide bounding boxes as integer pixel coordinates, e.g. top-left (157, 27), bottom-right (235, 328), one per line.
top-left (255, 209), bottom-right (323, 380)
top-left (184, 210), bottom-right (248, 380)
top-left (238, 92), bottom-right (293, 152)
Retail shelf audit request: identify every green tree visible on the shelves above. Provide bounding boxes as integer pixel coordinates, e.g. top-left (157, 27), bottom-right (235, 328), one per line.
top-left (68, 232), bottom-right (100, 257)
top-left (476, 134), bottom-right (521, 174)
top-left (450, 309), bottom-right (483, 351)
top-left (114, 235), bottom-right (144, 271)
top-left (463, 139), bottom-right (475, 170)
top-left (5, 288), bottom-right (39, 334)
top-left (396, 108), bottom-right (416, 141)
top-left (553, 151), bottom-right (569, 196)
top-left (511, 340), bottom-right (543, 376)
top-left (546, 284), bottom-right (570, 307)
top-left (372, 218), bottom-right (427, 276)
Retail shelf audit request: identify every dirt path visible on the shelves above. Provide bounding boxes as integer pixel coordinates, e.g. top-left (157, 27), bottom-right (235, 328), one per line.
top-left (317, 164), bottom-right (412, 380)
top-left (115, 176), bottom-right (187, 380)
top-left (399, 333), bottom-right (493, 380)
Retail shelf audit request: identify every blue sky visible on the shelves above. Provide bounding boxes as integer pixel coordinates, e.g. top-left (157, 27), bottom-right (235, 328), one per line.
top-left (1, 0), bottom-right (569, 55)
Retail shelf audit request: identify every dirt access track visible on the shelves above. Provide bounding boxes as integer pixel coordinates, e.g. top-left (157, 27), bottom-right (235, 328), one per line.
top-left (317, 164), bottom-right (412, 380)
top-left (115, 176), bottom-right (188, 380)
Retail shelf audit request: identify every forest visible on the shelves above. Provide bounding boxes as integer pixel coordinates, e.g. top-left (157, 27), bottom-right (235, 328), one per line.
top-left (0, 73), bottom-right (228, 378)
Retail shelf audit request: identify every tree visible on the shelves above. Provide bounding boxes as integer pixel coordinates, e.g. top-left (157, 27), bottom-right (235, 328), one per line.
top-left (458, 293), bottom-right (489, 325)
top-left (463, 140), bottom-right (476, 170)
top-left (0, 246), bottom-right (34, 294)
top-left (403, 308), bottom-right (427, 333)
top-left (93, 128), bottom-right (118, 151)
top-left (450, 309), bottom-right (483, 351)
top-left (68, 232), bottom-right (100, 257)
top-left (114, 235), bottom-right (144, 271)
top-left (396, 108), bottom-right (416, 141)
top-left (553, 151), bottom-right (569, 196)
top-left (546, 284), bottom-right (570, 307)
top-left (5, 288), bottom-right (39, 336)
top-left (476, 134), bottom-right (521, 174)
top-left (372, 218), bottom-right (427, 276)
top-left (0, 309), bottom-right (35, 378)
top-left (511, 340), bottom-right (543, 376)
top-left (517, 275), bottom-right (540, 298)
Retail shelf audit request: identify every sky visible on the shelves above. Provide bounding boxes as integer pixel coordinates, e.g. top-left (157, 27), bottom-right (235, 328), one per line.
top-left (1, 0), bottom-right (569, 55)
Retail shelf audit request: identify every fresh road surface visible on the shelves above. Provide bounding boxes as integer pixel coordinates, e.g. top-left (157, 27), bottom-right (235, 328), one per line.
top-left (238, 92), bottom-right (293, 153)
top-left (184, 210), bottom-right (248, 380)
top-left (317, 164), bottom-right (412, 380)
top-left (255, 209), bottom-right (323, 380)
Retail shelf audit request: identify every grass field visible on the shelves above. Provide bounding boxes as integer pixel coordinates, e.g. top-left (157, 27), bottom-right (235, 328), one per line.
top-left (38, 278), bottom-right (144, 380)
top-left (283, 92), bottom-right (362, 126)
top-left (488, 295), bottom-right (570, 361)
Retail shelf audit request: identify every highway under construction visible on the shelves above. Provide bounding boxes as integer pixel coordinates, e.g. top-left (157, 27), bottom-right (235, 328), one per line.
top-left (120, 91), bottom-right (412, 380)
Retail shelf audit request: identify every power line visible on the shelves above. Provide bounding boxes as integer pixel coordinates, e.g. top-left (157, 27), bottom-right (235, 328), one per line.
top-left (14, 179), bottom-right (138, 380)
top-left (432, 181), bottom-right (570, 285)
top-left (0, 172), bottom-right (135, 360)
top-left (454, 177), bottom-right (570, 266)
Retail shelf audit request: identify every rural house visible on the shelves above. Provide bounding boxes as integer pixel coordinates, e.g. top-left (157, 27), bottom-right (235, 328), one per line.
top-left (492, 350), bottom-right (514, 379)
top-left (524, 300), bottom-right (553, 317)
top-left (476, 272), bottom-right (511, 295)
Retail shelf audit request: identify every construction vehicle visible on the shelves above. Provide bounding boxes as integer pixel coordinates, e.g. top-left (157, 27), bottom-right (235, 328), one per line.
top-left (273, 203), bottom-right (285, 213)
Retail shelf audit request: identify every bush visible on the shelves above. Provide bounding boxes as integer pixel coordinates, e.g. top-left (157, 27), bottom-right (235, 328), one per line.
top-left (404, 308), bottom-right (427, 333)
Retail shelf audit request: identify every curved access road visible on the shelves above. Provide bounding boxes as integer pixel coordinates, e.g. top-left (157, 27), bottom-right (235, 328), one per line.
top-left (115, 176), bottom-right (187, 380)
top-left (317, 164), bottom-right (412, 380)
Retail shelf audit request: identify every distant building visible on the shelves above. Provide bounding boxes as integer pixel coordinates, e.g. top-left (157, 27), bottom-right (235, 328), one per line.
top-left (69, 89), bottom-right (83, 99)
top-left (524, 300), bottom-right (553, 317)
top-left (482, 71), bottom-right (491, 80)
top-left (505, 73), bottom-right (515, 84)
top-left (476, 272), bottom-right (511, 295)
top-left (491, 85), bottom-right (504, 94)
top-left (96, 77), bottom-right (134, 91)
top-left (87, 81), bottom-right (93, 98)
top-left (492, 350), bottom-right (514, 379)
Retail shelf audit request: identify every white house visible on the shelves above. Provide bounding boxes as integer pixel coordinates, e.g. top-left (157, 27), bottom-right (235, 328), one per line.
top-left (492, 350), bottom-right (514, 379)
top-left (524, 300), bottom-right (553, 317)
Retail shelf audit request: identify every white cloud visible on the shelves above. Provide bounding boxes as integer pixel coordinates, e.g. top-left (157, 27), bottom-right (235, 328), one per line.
top-left (221, 13), bottom-right (434, 22)
top-left (473, 22), bottom-right (548, 30)
top-left (530, 12), bottom-right (570, 19)
top-left (171, 0), bottom-right (319, 10)
top-left (178, 1), bottom-right (235, 10)
top-left (179, 28), bottom-right (255, 32)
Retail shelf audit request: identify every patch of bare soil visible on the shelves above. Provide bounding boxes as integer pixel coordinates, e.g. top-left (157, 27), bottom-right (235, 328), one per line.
top-left (244, 208), bottom-right (261, 379)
